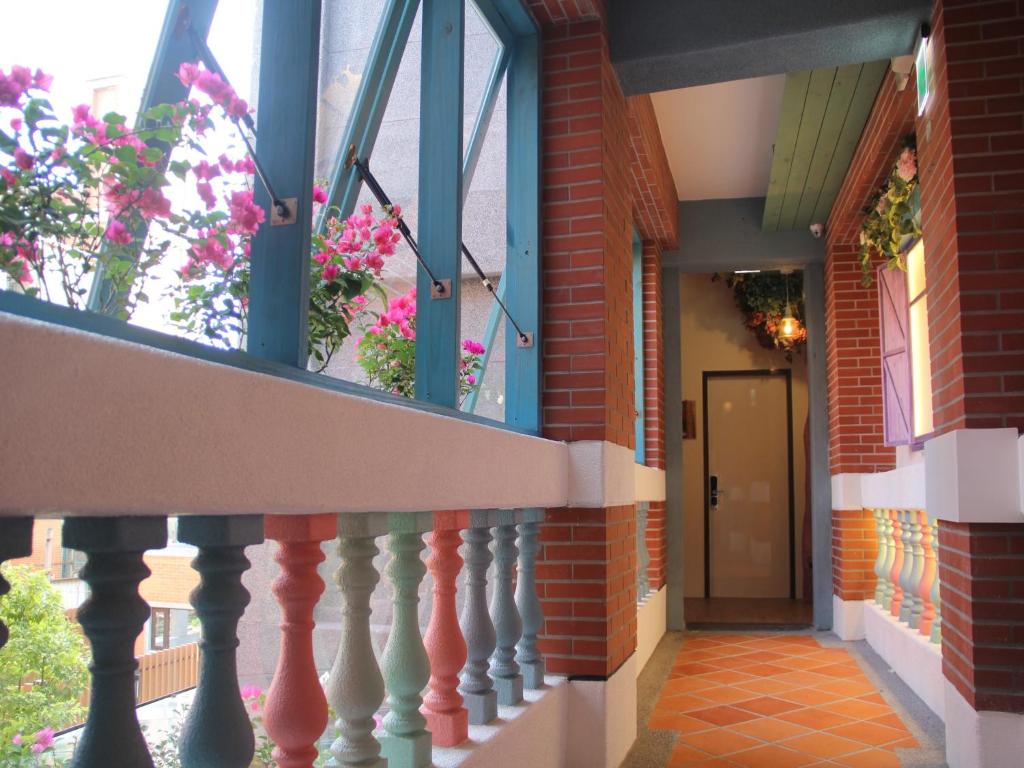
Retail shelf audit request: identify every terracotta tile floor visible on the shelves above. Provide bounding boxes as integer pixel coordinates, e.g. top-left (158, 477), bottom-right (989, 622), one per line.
top-left (651, 634), bottom-right (919, 767)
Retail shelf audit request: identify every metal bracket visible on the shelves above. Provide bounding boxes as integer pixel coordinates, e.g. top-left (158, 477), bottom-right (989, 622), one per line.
top-left (344, 143), bottom-right (357, 170)
top-left (430, 279), bottom-right (452, 300)
top-left (516, 331), bottom-right (534, 349)
top-left (271, 198), bottom-right (297, 227)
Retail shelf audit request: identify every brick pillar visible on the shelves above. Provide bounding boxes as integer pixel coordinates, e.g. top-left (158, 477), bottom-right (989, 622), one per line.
top-left (915, 1), bottom-right (1024, 731)
top-left (536, 17), bottom-right (638, 679)
top-left (938, 522), bottom-right (1024, 714)
top-left (641, 240), bottom-right (666, 590)
top-left (832, 508), bottom-right (879, 601)
top-left (917, 0), bottom-right (1024, 434)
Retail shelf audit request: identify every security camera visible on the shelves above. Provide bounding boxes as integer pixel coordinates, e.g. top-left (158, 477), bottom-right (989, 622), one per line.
top-left (809, 222), bottom-right (825, 238)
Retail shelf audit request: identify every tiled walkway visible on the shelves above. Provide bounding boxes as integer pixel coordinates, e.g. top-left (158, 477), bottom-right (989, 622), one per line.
top-left (649, 634), bottom-right (921, 767)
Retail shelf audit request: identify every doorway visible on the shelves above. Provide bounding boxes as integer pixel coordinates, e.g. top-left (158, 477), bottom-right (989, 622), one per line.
top-left (703, 370), bottom-right (794, 600)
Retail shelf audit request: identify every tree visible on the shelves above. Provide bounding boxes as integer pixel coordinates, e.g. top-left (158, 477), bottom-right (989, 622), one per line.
top-left (0, 564), bottom-right (89, 744)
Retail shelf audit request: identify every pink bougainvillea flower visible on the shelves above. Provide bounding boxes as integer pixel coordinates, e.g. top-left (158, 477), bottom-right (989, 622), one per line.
top-left (195, 69), bottom-right (233, 105)
top-left (312, 185), bottom-right (328, 204)
top-left (196, 181), bottom-right (216, 210)
top-left (227, 190), bottom-right (265, 235)
top-left (104, 219), bottom-right (132, 245)
top-left (343, 255), bottom-right (362, 271)
top-left (31, 728), bottom-right (55, 753)
top-left (466, 374), bottom-right (477, 385)
top-left (193, 159), bottom-right (221, 182)
top-left (1, 168), bottom-right (16, 186)
top-left (322, 263), bottom-right (340, 282)
top-left (462, 339), bottom-right (485, 356)
top-left (32, 68), bottom-right (53, 91)
top-left (13, 148), bottom-right (33, 170)
top-left (240, 684), bottom-right (262, 699)
top-left (896, 147), bottom-right (917, 183)
top-left (11, 734), bottom-right (22, 746)
top-left (177, 62), bottom-right (201, 87)
top-left (10, 117), bottom-right (22, 132)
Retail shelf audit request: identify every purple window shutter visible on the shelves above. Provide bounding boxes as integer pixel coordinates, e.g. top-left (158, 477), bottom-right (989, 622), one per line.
top-left (878, 265), bottom-right (913, 445)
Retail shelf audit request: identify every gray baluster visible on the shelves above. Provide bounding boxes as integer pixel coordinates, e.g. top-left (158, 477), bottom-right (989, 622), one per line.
top-left (637, 503), bottom-right (650, 600)
top-left (873, 508), bottom-right (889, 604)
top-left (459, 516), bottom-right (497, 724)
top-left (328, 514), bottom-right (386, 768)
top-left (379, 512), bottom-right (432, 768)
top-left (490, 515), bottom-right (523, 705)
top-left (515, 511), bottom-right (545, 690)
top-left (930, 517), bottom-right (943, 645)
top-left (898, 510), bottom-right (917, 624)
top-left (906, 512), bottom-right (925, 629)
top-left (177, 515), bottom-right (263, 768)
top-left (0, 517), bottom-right (33, 650)
top-left (64, 516), bottom-right (167, 768)
top-left (882, 510), bottom-right (897, 610)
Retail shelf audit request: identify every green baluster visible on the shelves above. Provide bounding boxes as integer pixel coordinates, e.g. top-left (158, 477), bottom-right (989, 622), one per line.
top-left (379, 513), bottom-right (432, 768)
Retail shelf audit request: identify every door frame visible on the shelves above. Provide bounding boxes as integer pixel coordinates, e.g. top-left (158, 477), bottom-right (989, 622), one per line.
top-left (701, 368), bottom-right (796, 599)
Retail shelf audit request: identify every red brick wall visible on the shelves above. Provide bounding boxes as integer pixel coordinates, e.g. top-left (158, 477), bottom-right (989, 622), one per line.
top-left (938, 521), bottom-right (1024, 713)
top-left (917, 0), bottom-right (1024, 435)
top-left (641, 240), bottom-right (666, 590)
top-left (831, 509), bottom-right (879, 600)
top-left (533, 0), bottom-right (677, 675)
top-left (824, 71), bottom-right (915, 476)
top-left (541, 20), bottom-right (634, 448)
top-left (628, 99), bottom-right (679, 247)
top-left (537, 505), bottom-right (637, 676)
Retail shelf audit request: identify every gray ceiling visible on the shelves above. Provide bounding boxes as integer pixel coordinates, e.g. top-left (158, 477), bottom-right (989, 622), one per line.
top-left (609, 0), bottom-right (932, 95)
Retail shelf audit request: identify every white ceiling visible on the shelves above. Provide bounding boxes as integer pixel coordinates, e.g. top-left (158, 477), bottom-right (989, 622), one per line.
top-left (651, 75), bottom-right (787, 202)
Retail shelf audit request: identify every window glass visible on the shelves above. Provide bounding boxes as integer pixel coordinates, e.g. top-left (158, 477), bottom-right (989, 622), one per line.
top-left (907, 240), bottom-right (933, 437)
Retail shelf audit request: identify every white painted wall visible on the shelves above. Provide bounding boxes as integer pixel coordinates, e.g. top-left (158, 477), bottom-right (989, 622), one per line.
top-left (636, 586), bottom-right (667, 674)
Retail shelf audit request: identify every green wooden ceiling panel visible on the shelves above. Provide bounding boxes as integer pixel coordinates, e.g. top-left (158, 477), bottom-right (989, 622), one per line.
top-left (795, 63), bottom-right (861, 225)
top-left (777, 68), bottom-right (837, 230)
top-left (810, 59), bottom-right (889, 225)
top-left (761, 69), bottom-right (811, 231)
top-left (762, 60), bottom-right (887, 232)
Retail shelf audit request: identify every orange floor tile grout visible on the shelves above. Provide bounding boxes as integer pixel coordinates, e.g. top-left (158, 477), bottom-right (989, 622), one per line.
top-left (652, 634), bottom-right (919, 767)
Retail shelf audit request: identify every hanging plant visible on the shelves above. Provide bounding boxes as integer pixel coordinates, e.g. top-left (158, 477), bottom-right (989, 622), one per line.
top-left (859, 134), bottom-right (921, 287)
top-left (712, 271), bottom-right (806, 357)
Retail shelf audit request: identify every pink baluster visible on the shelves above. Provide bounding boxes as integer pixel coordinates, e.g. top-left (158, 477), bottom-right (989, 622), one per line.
top-left (918, 510), bottom-right (937, 637)
top-left (422, 511), bottom-right (470, 747)
top-left (264, 514), bottom-right (335, 768)
top-left (889, 510), bottom-right (905, 618)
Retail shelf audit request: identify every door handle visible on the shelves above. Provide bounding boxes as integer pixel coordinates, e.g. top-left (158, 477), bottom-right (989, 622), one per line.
top-left (710, 475), bottom-right (719, 509)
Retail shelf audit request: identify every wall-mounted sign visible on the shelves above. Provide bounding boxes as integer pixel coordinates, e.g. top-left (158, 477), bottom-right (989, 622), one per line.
top-left (916, 24), bottom-right (931, 116)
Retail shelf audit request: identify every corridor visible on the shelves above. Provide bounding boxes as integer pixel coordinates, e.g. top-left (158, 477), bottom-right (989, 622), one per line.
top-left (626, 633), bottom-right (946, 768)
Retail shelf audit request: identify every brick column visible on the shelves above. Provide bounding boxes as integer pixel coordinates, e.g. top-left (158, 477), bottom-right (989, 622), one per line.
top-left (938, 522), bottom-right (1024, 714)
top-left (641, 240), bottom-right (666, 590)
top-left (832, 508), bottom-right (880, 601)
top-left (914, 2), bottom-right (1024, 742)
top-left (917, 0), bottom-right (1024, 435)
top-left (535, 15), bottom-right (638, 679)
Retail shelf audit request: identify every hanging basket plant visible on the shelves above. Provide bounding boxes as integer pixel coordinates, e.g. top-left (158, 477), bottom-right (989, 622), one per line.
top-left (712, 271), bottom-right (806, 357)
top-left (859, 134), bottom-right (921, 287)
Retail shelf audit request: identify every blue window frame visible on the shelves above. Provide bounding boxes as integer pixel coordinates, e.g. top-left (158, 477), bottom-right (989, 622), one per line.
top-left (0, 0), bottom-right (541, 434)
top-left (632, 229), bottom-right (645, 463)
